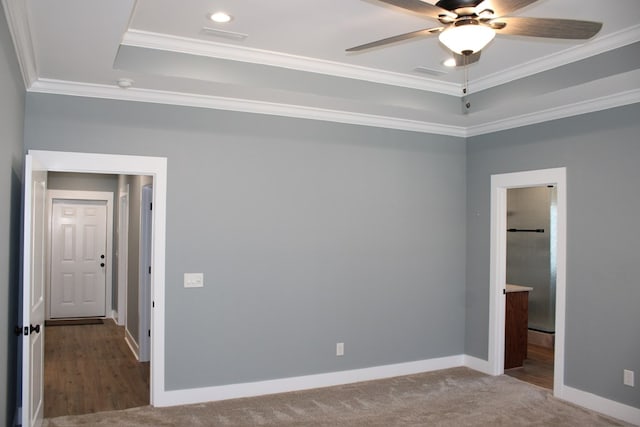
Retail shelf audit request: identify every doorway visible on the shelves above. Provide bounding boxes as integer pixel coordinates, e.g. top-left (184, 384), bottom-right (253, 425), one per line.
top-left (487, 167), bottom-right (567, 397)
top-left (43, 178), bottom-right (149, 417)
top-left (503, 185), bottom-right (556, 389)
top-left (21, 150), bottom-right (167, 427)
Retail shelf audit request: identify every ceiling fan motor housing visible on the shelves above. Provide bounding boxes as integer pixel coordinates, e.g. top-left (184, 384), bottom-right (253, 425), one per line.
top-left (436, 0), bottom-right (484, 12)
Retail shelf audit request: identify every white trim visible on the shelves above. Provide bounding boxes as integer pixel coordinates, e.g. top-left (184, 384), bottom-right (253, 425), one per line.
top-left (1, 0), bottom-right (38, 88)
top-left (45, 190), bottom-right (114, 321)
top-left (155, 355), bottom-right (464, 407)
top-left (124, 326), bottom-right (140, 361)
top-left (155, 352), bottom-right (640, 425)
top-left (28, 78), bottom-right (640, 138)
top-left (121, 29), bottom-right (460, 96)
top-left (27, 150), bottom-right (167, 407)
top-left (559, 386), bottom-right (640, 426)
top-left (488, 168), bottom-right (567, 399)
top-left (28, 79), bottom-right (467, 137)
top-left (466, 88), bottom-right (640, 137)
top-left (463, 355), bottom-right (492, 375)
top-left (471, 24), bottom-right (640, 92)
top-left (121, 26), bottom-right (640, 96)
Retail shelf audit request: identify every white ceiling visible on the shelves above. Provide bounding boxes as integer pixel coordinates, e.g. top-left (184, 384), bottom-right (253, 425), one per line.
top-left (5, 0), bottom-right (640, 136)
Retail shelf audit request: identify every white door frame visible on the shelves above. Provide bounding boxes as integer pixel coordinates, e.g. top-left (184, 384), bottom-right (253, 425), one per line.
top-left (488, 167), bottom-right (567, 397)
top-left (27, 150), bottom-right (167, 406)
top-left (45, 190), bottom-right (114, 320)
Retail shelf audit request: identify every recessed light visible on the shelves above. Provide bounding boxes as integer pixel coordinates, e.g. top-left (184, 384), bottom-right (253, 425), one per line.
top-left (209, 12), bottom-right (232, 23)
top-left (443, 58), bottom-right (457, 67)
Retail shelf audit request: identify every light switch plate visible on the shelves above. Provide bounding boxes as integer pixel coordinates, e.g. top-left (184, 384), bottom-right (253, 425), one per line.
top-left (184, 273), bottom-right (204, 288)
top-left (623, 369), bottom-right (635, 387)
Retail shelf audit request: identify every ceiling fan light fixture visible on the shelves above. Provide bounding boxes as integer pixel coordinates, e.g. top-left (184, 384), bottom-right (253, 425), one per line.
top-left (439, 22), bottom-right (495, 55)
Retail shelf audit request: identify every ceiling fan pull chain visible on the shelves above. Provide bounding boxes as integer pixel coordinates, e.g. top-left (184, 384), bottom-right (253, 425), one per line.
top-left (463, 60), bottom-right (471, 110)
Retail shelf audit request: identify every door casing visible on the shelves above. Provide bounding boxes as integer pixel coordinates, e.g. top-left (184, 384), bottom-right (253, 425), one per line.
top-left (46, 190), bottom-right (114, 320)
top-left (488, 167), bottom-right (567, 397)
top-left (25, 150), bottom-right (167, 408)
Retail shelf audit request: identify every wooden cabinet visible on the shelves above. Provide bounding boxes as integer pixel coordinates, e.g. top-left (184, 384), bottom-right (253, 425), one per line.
top-left (505, 287), bottom-right (531, 369)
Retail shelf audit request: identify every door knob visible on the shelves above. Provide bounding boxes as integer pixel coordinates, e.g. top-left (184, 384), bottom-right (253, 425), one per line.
top-left (101, 254), bottom-right (105, 259)
top-left (30, 324), bottom-right (40, 334)
top-left (100, 263), bottom-right (105, 267)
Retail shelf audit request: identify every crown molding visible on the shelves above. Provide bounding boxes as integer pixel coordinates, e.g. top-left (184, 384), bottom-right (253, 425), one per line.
top-left (470, 24), bottom-right (640, 93)
top-left (2, 0), bottom-right (38, 88)
top-left (466, 88), bottom-right (640, 137)
top-left (29, 78), bottom-right (639, 138)
top-left (28, 78), bottom-right (467, 137)
top-left (121, 29), bottom-right (462, 96)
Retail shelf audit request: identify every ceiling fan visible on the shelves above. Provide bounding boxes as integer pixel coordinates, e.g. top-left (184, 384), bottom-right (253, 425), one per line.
top-left (346, 0), bottom-right (603, 66)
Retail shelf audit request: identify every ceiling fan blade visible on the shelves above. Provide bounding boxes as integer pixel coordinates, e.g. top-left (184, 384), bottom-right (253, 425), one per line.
top-left (493, 17), bottom-right (602, 39)
top-left (346, 27), bottom-right (442, 52)
top-left (477, 0), bottom-right (539, 17)
top-left (378, 0), bottom-right (454, 19)
top-left (454, 51), bottom-right (481, 66)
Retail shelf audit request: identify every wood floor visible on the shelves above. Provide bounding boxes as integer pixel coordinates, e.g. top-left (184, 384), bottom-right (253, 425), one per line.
top-left (505, 343), bottom-right (554, 389)
top-left (44, 318), bottom-right (149, 418)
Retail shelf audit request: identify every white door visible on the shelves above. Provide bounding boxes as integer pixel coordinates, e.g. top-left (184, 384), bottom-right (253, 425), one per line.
top-left (50, 200), bottom-right (107, 318)
top-left (22, 154), bottom-right (47, 427)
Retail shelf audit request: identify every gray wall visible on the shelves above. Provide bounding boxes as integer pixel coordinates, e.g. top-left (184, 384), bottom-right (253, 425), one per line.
top-left (466, 104), bottom-right (640, 408)
top-left (0, 5), bottom-right (25, 425)
top-left (24, 93), bottom-right (467, 390)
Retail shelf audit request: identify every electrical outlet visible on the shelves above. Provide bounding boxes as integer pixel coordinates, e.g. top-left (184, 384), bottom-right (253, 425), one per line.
top-left (336, 342), bottom-right (344, 356)
top-left (623, 369), bottom-right (635, 387)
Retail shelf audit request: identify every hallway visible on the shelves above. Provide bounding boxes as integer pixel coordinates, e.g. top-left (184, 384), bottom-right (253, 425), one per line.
top-left (44, 319), bottom-right (149, 418)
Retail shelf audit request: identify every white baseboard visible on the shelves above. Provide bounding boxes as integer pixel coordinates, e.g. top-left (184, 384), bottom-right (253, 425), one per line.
top-left (558, 385), bottom-right (640, 426)
top-left (153, 353), bottom-right (640, 427)
top-left (124, 327), bottom-right (140, 361)
top-left (462, 355), bottom-right (640, 425)
top-left (463, 355), bottom-right (493, 375)
top-left (154, 355), bottom-right (465, 407)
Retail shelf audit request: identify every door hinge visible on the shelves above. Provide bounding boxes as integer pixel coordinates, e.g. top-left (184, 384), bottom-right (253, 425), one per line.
top-left (148, 266), bottom-right (151, 274)
top-left (148, 329), bottom-right (151, 337)
top-left (503, 289), bottom-right (506, 295)
top-left (150, 202), bottom-right (153, 211)
top-left (152, 301), bottom-right (155, 308)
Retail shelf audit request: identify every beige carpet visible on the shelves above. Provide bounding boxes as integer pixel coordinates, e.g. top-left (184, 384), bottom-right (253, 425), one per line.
top-left (43, 367), bottom-right (633, 426)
